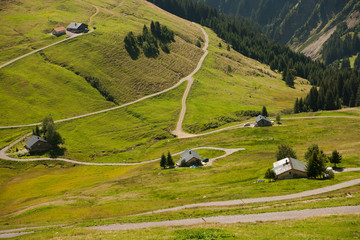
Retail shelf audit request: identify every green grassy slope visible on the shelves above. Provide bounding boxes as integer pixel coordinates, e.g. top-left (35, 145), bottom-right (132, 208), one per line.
top-left (183, 29), bottom-right (311, 133)
top-left (0, 0), bottom-right (204, 125)
top-left (1, 110), bottom-right (360, 226)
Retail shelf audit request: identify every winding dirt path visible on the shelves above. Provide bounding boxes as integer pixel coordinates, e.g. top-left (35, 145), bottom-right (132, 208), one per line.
top-left (0, 24), bottom-right (209, 130)
top-left (0, 133), bottom-right (244, 166)
top-left (88, 205), bottom-right (360, 230)
top-left (171, 27), bottom-right (209, 138)
top-left (89, 5), bottom-right (99, 26)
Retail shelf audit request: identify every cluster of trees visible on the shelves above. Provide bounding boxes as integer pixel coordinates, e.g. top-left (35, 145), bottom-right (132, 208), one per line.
top-left (147, 0), bottom-right (325, 88)
top-left (322, 22), bottom-right (360, 65)
top-left (33, 116), bottom-right (64, 147)
top-left (125, 21), bottom-right (175, 59)
top-left (266, 144), bottom-right (342, 180)
top-left (160, 152), bottom-right (175, 169)
top-left (148, 0), bottom-right (360, 112)
top-left (295, 70), bottom-right (360, 113)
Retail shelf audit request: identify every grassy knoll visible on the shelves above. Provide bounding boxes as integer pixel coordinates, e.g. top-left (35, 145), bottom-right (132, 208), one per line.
top-left (182, 28), bottom-right (311, 133)
top-left (0, 0), bottom-right (204, 125)
top-left (1, 114), bottom-right (360, 226)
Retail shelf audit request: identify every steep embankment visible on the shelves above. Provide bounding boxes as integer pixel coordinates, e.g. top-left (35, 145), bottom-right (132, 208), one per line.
top-left (0, 0), bottom-right (204, 125)
top-left (199, 0), bottom-right (360, 60)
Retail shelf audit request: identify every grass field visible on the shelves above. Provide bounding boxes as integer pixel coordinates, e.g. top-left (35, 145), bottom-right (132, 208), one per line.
top-left (182, 28), bottom-right (311, 133)
top-left (0, 0), bottom-right (204, 125)
top-left (15, 214), bottom-right (359, 239)
top-left (1, 111), bottom-right (360, 227)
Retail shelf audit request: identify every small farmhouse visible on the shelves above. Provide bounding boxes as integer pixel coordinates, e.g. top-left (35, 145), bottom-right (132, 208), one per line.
top-left (177, 149), bottom-right (203, 167)
top-left (52, 26), bottom-right (66, 37)
top-left (254, 115), bottom-right (273, 127)
top-left (272, 157), bottom-right (307, 180)
top-left (66, 22), bottom-right (89, 33)
top-left (25, 135), bottom-right (52, 153)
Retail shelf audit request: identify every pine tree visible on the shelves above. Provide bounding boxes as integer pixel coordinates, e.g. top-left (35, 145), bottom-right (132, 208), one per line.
top-left (262, 106), bottom-right (268, 117)
top-left (356, 86), bottom-right (360, 107)
top-left (160, 153), bottom-right (167, 169)
top-left (354, 53), bottom-right (360, 69)
top-left (276, 143), bottom-right (297, 160)
top-left (167, 152), bottom-right (175, 168)
top-left (294, 98), bottom-right (300, 113)
top-left (328, 150), bottom-right (342, 168)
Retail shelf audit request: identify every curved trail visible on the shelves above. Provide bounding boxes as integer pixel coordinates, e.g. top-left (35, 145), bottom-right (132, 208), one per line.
top-left (171, 27), bottom-right (209, 138)
top-left (134, 178), bottom-right (360, 216)
top-left (0, 23), bottom-right (209, 130)
top-left (89, 5), bottom-right (99, 26)
top-left (0, 133), bottom-right (244, 166)
top-left (88, 205), bottom-right (360, 230)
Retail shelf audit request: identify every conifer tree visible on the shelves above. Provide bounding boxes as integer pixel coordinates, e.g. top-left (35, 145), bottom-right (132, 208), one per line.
top-left (167, 152), bottom-right (175, 168)
top-left (328, 150), bottom-right (342, 168)
top-left (262, 106), bottom-right (268, 117)
top-left (294, 98), bottom-right (300, 113)
top-left (160, 153), bottom-right (167, 169)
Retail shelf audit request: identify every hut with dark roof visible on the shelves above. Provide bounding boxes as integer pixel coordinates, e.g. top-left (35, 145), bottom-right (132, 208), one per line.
top-left (25, 135), bottom-right (52, 153)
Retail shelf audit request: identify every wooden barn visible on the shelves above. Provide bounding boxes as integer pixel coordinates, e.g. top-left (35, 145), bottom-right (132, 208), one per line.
top-left (52, 26), bottom-right (66, 36)
top-left (66, 22), bottom-right (89, 33)
top-left (177, 149), bottom-right (203, 167)
top-left (272, 157), bottom-right (307, 180)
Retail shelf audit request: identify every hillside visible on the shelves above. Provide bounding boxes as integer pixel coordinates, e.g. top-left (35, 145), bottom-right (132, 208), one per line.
top-left (0, 0), bottom-right (204, 125)
top-left (198, 0), bottom-right (360, 62)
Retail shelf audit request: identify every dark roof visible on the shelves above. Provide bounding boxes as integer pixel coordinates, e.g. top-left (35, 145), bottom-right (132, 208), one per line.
top-left (66, 22), bottom-right (87, 29)
top-left (255, 115), bottom-right (271, 123)
top-left (25, 135), bottom-right (48, 148)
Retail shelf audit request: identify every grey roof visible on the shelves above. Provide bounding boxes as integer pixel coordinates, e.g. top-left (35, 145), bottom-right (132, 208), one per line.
top-left (255, 115), bottom-right (271, 123)
top-left (272, 157), bottom-right (307, 176)
top-left (25, 135), bottom-right (48, 148)
top-left (177, 149), bottom-right (202, 165)
top-left (66, 22), bottom-right (86, 29)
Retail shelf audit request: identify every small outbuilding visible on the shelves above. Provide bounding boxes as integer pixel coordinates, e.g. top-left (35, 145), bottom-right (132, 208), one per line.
top-left (177, 149), bottom-right (203, 167)
top-left (272, 157), bottom-right (307, 180)
top-left (66, 22), bottom-right (89, 33)
top-left (254, 115), bottom-right (273, 127)
top-left (52, 26), bottom-right (66, 36)
top-left (25, 135), bottom-right (52, 153)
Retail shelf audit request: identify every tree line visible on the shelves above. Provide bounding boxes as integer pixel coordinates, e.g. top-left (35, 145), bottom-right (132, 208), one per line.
top-left (147, 0), bottom-right (360, 112)
top-left (125, 21), bottom-right (175, 59)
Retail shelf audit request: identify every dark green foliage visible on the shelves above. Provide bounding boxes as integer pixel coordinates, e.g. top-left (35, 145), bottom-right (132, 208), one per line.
top-left (227, 65), bottom-right (232, 73)
top-left (125, 21), bottom-right (175, 59)
top-left (355, 53), bottom-right (360, 69)
top-left (147, 0), bottom-right (359, 111)
top-left (265, 168), bottom-right (276, 180)
top-left (328, 150), bottom-right (342, 168)
top-left (261, 106), bottom-right (268, 117)
top-left (195, 40), bottom-right (201, 48)
top-left (294, 98), bottom-right (300, 113)
top-left (276, 143), bottom-right (297, 160)
top-left (35, 125), bottom-right (40, 136)
top-left (124, 32), bottom-right (140, 60)
top-left (226, 45), bottom-right (231, 51)
top-left (180, 159), bottom-right (187, 167)
top-left (304, 144), bottom-right (327, 178)
top-left (276, 114), bottom-right (281, 124)
top-left (160, 153), bottom-right (167, 168)
top-left (356, 86), bottom-right (360, 107)
top-left (42, 116), bottom-right (64, 147)
top-left (218, 42), bottom-right (222, 48)
top-left (282, 68), bottom-right (296, 88)
top-left (84, 76), bottom-right (115, 103)
top-left (341, 58), bottom-right (350, 70)
top-left (167, 152), bottom-right (175, 168)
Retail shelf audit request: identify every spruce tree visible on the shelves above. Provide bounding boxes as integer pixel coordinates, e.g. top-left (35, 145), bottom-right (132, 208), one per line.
top-left (294, 98), bottom-right (300, 113)
top-left (167, 152), bottom-right (175, 168)
top-left (262, 106), bottom-right (268, 117)
top-left (160, 153), bottom-right (167, 169)
top-left (328, 150), bottom-right (342, 168)
top-left (305, 144), bottom-right (327, 178)
top-left (356, 86), bottom-right (360, 107)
